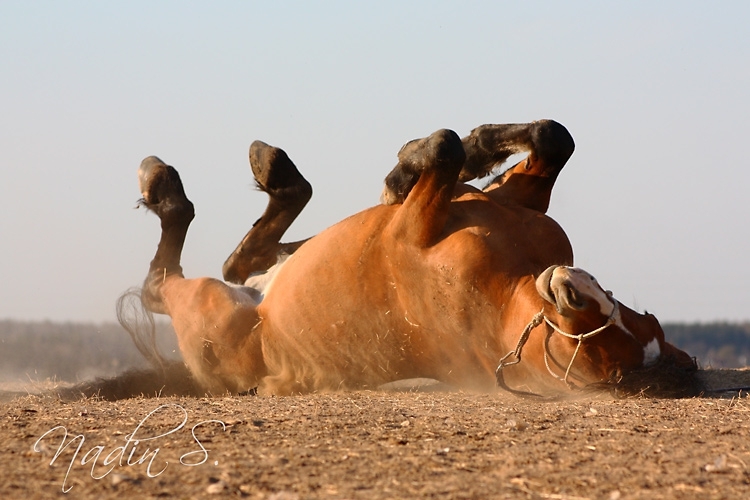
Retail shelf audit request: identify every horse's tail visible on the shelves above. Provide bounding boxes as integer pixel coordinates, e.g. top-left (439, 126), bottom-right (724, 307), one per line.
top-left (42, 287), bottom-right (203, 401)
top-left (116, 287), bottom-right (167, 371)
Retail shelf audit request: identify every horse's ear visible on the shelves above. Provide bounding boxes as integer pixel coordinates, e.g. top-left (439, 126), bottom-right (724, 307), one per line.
top-left (662, 341), bottom-right (697, 370)
top-left (644, 312), bottom-right (696, 369)
top-left (642, 312), bottom-right (667, 343)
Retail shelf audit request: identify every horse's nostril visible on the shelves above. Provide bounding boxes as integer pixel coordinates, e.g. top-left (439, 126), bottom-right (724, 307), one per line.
top-left (560, 282), bottom-right (586, 310)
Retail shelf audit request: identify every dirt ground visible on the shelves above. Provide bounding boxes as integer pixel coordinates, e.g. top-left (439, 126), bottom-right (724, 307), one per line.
top-left (2, 371), bottom-right (750, 500)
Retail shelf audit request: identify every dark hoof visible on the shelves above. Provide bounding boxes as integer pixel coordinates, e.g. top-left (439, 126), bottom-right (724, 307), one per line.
top-left (382, 129), bottom-right (465, 204)
top-left (528, 119), bottom-right (575, 170)
top-left (249, 141), bottom-right (312, 203)
top-left (397, 128), bottom-right (465, 171)
top-left (137, 156), bottom-right (194, 225)
top-left (460, 120), bottom-right (574, 181)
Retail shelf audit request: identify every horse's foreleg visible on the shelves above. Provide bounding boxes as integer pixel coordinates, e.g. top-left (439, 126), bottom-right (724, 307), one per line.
top-left (137, 156), bottom-right (195, 314)
top-left (381, 120), bottom-right (575, 211)
top-left (222, 141), bottom-right (313, 284)
top-left (468, 120), bottom-right (575, 213)
top-left (384, 128), bottom-right (466, 247)
top-left (461, 119), bottom-right (575, 181)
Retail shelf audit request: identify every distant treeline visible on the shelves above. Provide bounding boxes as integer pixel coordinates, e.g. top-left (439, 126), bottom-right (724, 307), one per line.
top-left (0, 320), bottom-right (748, 383)
top-left (0, 319), bottom-right (179, 383)
top-left (662, 322), bottom-right (750, 369)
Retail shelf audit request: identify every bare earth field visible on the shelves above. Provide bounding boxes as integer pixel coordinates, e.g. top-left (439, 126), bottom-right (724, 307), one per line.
top-left (2, 371), bottom-right (750, 500)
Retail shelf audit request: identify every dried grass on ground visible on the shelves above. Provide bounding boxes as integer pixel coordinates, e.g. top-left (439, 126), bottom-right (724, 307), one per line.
top-left (2, 369), bottom-right (750, 499)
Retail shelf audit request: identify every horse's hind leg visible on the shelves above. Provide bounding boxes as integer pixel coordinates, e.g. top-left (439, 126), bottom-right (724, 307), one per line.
top-left (136, 156), bottom-right (195, 314)
top-left (132, 157), bottom-right (267, 393)
top-left (222, 141), bottom-right (313, 284)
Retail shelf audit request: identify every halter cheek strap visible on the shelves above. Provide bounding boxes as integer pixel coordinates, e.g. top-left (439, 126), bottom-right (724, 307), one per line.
top-left (495, 297), bottom-right (622, 391)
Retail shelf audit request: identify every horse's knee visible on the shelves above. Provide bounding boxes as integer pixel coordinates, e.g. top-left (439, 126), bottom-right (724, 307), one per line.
top-left (141, 273), bottom-right (171, 315)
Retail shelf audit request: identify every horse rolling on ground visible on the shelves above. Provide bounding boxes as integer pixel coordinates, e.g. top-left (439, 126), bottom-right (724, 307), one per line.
top-left (122, 120), bottom-right (697, 398)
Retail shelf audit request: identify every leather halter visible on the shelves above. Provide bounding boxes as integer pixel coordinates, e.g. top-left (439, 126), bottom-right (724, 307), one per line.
top-left (495, 294), bottom-right (622, 392)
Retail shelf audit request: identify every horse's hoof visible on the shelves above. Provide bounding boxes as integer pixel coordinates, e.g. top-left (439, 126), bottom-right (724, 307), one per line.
top-left (138, 156), bottom-right (164, 203)
top-left (249, 141), bottom-right (312, 202)
top-left (397, 129), bottom-right (465, 171)
top-left (382, 129), bottom-right (465, 204)
top-left (137, 156), bottom-right (194, 223)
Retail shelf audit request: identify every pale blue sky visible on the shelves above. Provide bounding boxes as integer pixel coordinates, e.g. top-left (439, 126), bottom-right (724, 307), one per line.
top-left (1, 1), bottom-right (748, 323)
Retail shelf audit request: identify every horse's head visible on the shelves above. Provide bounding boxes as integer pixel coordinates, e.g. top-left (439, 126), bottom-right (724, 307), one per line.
top-left (532, 265), bottom-right (695, 389)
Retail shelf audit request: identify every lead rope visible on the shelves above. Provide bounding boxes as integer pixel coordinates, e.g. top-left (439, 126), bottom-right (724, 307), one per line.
top-left (495, 309), bottom-right (545, 376)
top-left (543, 330), bottom-right (584, 389)
top-left (543, 300), bottom-right (619, 388)
top-left (496, 298), bottom-right (620, 391)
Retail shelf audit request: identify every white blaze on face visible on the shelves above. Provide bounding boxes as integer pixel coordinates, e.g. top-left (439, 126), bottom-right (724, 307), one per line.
top-left (552, 267), bottom-right (615, 316)
top-left (544, 266), bottom-right (664, 367)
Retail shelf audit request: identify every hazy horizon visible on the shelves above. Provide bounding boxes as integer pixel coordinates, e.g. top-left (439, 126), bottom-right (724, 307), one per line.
top-left (1, 2), bottom-right (748, 323)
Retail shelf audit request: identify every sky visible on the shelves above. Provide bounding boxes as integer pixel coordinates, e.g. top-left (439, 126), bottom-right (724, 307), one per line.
top-left (1, 1), bottom-right (748, 324)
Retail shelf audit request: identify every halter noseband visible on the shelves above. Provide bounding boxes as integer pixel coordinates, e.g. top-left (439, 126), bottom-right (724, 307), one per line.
top-left (496, 294), bottom-right (622, 391)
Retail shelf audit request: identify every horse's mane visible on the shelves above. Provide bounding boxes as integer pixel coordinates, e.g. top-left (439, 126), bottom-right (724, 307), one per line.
top-left (592, 356), bottom-right (704, 398)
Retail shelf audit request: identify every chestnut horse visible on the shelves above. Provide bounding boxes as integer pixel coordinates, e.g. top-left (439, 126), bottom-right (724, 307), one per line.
top-left (123, 120), bottom-right (694, 397)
